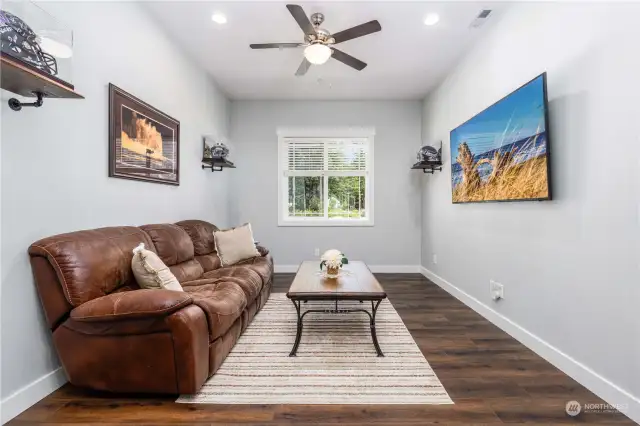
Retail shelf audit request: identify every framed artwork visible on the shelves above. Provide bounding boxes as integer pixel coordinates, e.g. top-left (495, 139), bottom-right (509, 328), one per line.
top-left (109, 83), bottom-right (180, 185)
top-left (450, 73), bottom-right (551, 203)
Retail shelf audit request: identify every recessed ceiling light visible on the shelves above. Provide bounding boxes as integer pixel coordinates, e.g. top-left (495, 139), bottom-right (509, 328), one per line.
top-left (211, 13), bottom-right (227, 24)
top-left (424, 13), bottom-right (440, 26)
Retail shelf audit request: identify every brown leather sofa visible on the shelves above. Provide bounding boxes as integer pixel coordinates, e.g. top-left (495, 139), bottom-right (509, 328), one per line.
top-left (28, 220), bottom-right (273, 394)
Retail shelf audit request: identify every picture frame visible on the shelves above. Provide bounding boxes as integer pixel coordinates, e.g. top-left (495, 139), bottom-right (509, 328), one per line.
top-left (450, 73), bottom-right (551, 203)
top-left (108, 83), bottom-right (180, 185)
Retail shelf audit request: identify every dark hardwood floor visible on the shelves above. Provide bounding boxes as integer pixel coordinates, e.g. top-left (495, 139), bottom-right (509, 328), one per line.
top-left (9, 274), bottom-right (633, 425)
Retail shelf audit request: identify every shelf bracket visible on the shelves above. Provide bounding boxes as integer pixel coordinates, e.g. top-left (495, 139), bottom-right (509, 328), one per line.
top-left (8, 91), bottom-right (45, 112)
top-left (423, 167), bottom-right (442, 174)
top-left (202, 164), bottom-right (223, 172)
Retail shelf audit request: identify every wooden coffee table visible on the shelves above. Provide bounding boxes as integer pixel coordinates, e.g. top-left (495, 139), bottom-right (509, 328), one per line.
top-left (286, 261), bottom-right (387, 357)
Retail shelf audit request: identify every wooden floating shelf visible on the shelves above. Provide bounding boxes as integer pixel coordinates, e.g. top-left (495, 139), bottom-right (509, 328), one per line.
top-left (1, 54), bottom-right (83, 99)
top-left (201, 157), bottom-right (236, 172)
top-left (411, 161), bottom-right (443, 174)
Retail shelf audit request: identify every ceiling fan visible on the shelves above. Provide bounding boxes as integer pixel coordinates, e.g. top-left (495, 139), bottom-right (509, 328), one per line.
top-left (249, 4), bottom-right (382, 76)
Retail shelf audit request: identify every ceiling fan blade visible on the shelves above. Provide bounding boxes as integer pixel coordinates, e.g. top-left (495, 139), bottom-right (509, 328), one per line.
top-left (250, 43), bottom-right (304, 49)
top-left (332, 20), bottom-right (382, 44)
top-left (295, 58), bottom-right (312, 76)
top-left (286, 4), bottom-right (316, 36)
top-left (330, 48), bottom-right (367, 71)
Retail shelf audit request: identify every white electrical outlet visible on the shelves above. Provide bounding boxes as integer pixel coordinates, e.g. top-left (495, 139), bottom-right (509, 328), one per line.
top-left (433, 254), bottom-right (438, 264)
top-left (490, 280), bottom-right (504, 301)
top-left (314, 248), bottom-right (320, 256)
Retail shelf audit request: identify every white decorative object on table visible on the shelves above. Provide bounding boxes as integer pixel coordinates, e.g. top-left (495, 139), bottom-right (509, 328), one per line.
top-left (320, 249), bottom-right (348, 278)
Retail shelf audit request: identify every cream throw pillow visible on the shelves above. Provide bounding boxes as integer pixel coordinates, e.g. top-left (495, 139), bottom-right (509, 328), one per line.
top-left (131, 243), bottom-right (183, 292)
top-left (214, 223), bottom-right (260, 266)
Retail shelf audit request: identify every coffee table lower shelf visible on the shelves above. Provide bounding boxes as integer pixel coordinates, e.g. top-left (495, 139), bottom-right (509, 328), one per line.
top-left (287, 297), bottom-right (385, 357)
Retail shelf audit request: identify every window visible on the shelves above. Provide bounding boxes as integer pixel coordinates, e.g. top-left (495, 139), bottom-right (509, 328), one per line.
top-left (278, 128), bottom-right (374, 226)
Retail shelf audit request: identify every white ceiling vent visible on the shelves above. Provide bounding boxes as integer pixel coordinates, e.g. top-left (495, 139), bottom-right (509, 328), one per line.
top-left (470, 9), bottom-right (492, 28)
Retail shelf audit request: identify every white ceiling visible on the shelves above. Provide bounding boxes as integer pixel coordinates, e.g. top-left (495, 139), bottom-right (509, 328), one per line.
top-left (144, 2), bottom-right (505, 100)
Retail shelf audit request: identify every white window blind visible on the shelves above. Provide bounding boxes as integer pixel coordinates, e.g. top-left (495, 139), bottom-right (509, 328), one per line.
top-left (286, 140), bottom-right (324, 172)
top-left (278, 132), bottom-right (374, 227)
top-left (328, 140), bottom-right (368, 171)
top-left (284, 138), bottom-right (370, 174)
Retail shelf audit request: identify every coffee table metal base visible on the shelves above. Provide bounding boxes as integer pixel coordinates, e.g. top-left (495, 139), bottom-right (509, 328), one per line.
top-left (288, 299), bottom-right (384, 357)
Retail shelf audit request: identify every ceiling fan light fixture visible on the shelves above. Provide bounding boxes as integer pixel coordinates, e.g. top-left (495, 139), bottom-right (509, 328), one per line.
top-left (304, 43), bottom-right (331, 65)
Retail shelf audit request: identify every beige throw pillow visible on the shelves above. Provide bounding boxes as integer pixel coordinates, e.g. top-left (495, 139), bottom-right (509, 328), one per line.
top-left (131, 243), bottom-right (183, 292)
top-left (214, 223), bottom-right (260, 266)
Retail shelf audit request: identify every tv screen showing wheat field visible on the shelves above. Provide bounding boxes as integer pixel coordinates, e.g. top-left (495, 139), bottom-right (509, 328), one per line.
top-left (450, 74), bottom-right (551, 203)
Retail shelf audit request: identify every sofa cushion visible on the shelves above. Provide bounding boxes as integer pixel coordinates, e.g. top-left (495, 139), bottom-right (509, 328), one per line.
top-left (141, 224), bottom-right (203, 282)
top-left (175, 220), bottom-right (218, 256)
top-left (140, 224), bottom-right (195, 266)
top-left (194, 254), bottom-right (221, 273)
top-left (202, 266), bottom-right (263, 303)
top-left (183, 281), bottom-right (246, 341)
top-left (131, 243), bottom-right (183, 292)
top-left (236, 255), bottom-right (273, 285)
top-left (29, 227), bottom-right (154, 306)
top-left (213, 223), bottom-right (260, 266)
top-left (169, 259), bottom-right (205, 283)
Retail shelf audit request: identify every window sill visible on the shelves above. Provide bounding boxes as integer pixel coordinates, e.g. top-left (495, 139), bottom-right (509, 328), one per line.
top-left (278, 218), bottom-right (374, 227)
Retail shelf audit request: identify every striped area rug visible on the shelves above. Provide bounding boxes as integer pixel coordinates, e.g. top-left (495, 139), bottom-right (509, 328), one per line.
top-left (177, 293), bottom-right (453, 404)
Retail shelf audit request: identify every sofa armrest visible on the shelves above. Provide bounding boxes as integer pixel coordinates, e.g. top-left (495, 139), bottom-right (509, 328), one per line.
top-left (70, 289), bottom-right (192, 322)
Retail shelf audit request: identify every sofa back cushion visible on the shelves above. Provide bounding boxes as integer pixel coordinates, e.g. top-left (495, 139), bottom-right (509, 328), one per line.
top-left (29, 227), bottom-right (153, 308)
top-left (140, 224), bottom-right (203, 282)
top-left (175, 220), bottom-right (218, 256)
top-left (175, 220), bottom-right (222, 273)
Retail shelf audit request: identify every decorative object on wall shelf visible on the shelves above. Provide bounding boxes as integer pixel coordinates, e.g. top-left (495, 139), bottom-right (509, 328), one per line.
top-left (1, 2), bottom-right (82, 111)
top-left (412, 142), bottom-right (443, 174)
top-left (202, 136), bottom-right (235, 172)
top-left (109, 84), bottom-right (180, 185)
top-left (0, 9), bottom-right (58, 75)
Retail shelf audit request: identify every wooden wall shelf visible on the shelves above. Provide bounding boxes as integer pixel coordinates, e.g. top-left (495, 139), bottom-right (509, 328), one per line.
top-left (1, 55), bottom-right (83, 109)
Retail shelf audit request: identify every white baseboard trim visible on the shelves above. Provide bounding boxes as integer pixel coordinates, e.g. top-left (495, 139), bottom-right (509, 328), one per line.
top-left (420, 266), bottom-right (640, 424)
top-left (275, 265), bottom-right (421, 274)
top-left (274, 265), bottom-right (299, 273)
top-left (1, 367), bottom-right (66, 424)
top-left (368, 265), bottom-right (421, 273)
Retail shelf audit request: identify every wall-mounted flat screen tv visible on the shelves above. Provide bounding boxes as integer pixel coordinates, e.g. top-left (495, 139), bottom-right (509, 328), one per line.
top-left (450, 73), bottom-right (551, 203)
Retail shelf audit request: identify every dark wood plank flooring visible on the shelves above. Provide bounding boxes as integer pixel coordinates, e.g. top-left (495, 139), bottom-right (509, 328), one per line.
top-left (9, 273), bottom-right (633, 425)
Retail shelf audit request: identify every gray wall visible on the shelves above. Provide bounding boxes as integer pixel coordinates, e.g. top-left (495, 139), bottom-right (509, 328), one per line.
top-left (0, 1), bottom-right (230, 406)
top-left (230, 101), bottom-right (422, 267)
top-left (421, 2), bottom-right (639, 418)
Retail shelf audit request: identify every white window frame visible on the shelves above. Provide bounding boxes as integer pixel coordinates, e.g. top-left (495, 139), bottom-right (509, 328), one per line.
top-left (277, 127), bottom-right (375, 227)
